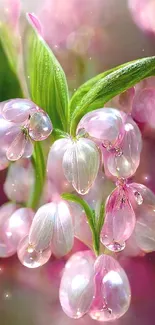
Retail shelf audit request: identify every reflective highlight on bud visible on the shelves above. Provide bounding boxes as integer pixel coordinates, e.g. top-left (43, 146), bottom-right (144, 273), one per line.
top-left (100, 187), bottom-right (136, 252)
top-left (89, 255), bottom-right (131, 321)
top-left (29, 200), bottom-right (74, 257)
top-left (63, 137), bottom-right (100, 194)
top-left (17, 235), bottom-right (52, 268)
top-left (59, 251), bottom-right (95, 318)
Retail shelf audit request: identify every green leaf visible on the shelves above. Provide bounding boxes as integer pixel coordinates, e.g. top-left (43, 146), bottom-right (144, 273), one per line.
top-left (23, 17), bottom-right (69, 131)
top-left (28, 142), bottom-right (46, 210)
top-left (70, 56), bottom-right (155, 135)
top-left (0, 27), bottom-right (23, 101)
top-left (62, 192), bottom-right (100, 255)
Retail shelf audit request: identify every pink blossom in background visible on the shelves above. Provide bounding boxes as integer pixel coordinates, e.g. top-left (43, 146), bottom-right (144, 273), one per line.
top-left (128, 0), bottom-right (155, 35)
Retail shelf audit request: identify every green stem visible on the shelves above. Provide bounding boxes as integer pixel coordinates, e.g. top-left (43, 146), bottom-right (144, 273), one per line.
top-left (27, 142), bottom-right (46, 210)
top-left (62, 193), bottom-right (101, 256)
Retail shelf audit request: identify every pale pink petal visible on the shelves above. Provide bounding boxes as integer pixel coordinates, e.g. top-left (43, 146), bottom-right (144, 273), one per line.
top-left (63, 138), bottom-right (100, 195)
top-left (107, 116), bottom-right (142, 178)
top-left (47, 138), bottom-right (73, 194)
top-left (59, 251), bottom-right (95, 319)
top-left (89, 254), bottom-right (131, 321)
top-left (6, 131), bottom-right (28, 161)
top-left (4, 159), bottom-right (34, 203)
top-left (2, 99), bottom-right (35, 123)
top-left (17, 235), bottom-right (52, 268)
top-left (29, 200), bottom-right (74, 257)
top-left (0, 202), bottom-right (17, 257)
top-left (100, 186), bottom-right (136, 252)
top-left (27, 13), bottom-right (43, 35)
top-left (132, 88), bottom-right (155, 127)
top-left (22, 138), bottom-right (34, 158)
top-left (77, 108), bottom-right (124, 147)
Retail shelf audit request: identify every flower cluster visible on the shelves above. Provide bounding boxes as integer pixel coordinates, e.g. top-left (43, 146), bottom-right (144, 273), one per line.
top-left (0, 98), bottom-right (52, 164)
top-left (1, 96), bottom-right (155, 322)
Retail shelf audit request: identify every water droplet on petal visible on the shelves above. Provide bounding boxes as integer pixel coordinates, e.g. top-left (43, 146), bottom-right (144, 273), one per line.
top-left (134, 191), bottom-right (143, 205)
top-left (6, 131), bottom-right (28, 161)
top-left (100, 187), bottom-right (135, 252)
top-left (89, 255), bottom-right (131, 321)
top-left (63, 138), bottom-right (100, 195)
top-left (17, 235), bottom-right (52, 268)
top-left (29, 111), bottom-right (53, 141)
top-left (2, 99), bottom-right (35, 123)
top-left (107, 116), bottom-right (142, 178)
top-left (59, 251), bottom-right (95, 319)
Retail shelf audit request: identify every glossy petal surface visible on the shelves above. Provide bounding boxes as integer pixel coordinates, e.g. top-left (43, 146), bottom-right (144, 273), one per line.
top-left (63, 137), bottom-right (100, 194)
top-left (29, 200), bottom-right (74, 257)
top-left (107, 116), bottom-right (142, 178)
top-left (29, 111), bottom-right (53, 141)
top-left (6, 131), bottom-right (28, 161)
top-left (77, 108), bottom-right (124, 147)
top-left (0, 203), bottom-right (17, 257)
top-left (4, 208), bottom-right (34, 247)
top-left (4, 159), bottom-right (34, 203)
top-left (17, 235), bottom-right (52, 268)
top-left (101, 187), bottom-right (136, 252)
top-left (89, 254), bottom-right (131, 321)
top-left (59, 251), bottom-right (95, 319)
top-left (2, 99), bottom-right (35, 123)
top-left (47, 138), bottom-right (73, 194)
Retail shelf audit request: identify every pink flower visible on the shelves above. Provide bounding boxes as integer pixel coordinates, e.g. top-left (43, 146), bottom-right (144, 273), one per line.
top-left (59, 251), bottom-right (131, 320)
top-left (0, 98), bottom-right (53, 162)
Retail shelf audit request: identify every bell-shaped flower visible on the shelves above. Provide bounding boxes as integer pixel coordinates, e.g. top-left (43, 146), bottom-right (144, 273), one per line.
top-left (89, 254), bottom-right (131, 321)
top-left (0, 98), bottom-right (53, 161)
top-left (62, 137), bottom-right (100, 195)
top-left (107, 115), bottom-right (142, 178)
top-left (100, 185), bottom-right (136, 252)
top-left (47, 138), bottom-right (73, 194)
top-left (4, 159), bottom-right (34, 203)
top-left (128, 182), bottom-right (155, 253)
top-left (28, 199), bottom-right (74, 257)
top-left (0, 204), bottom-right (34, 257)
top-left (59, 250), bottom-right (95, 319)
top-left (77, 108), bottom-right (124, 148)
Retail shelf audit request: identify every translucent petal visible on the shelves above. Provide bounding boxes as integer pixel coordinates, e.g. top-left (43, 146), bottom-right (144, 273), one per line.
top-left (77, 108), bottom-right (124, 147)
top-left (47, 138), bottom-right (73, 194)
top-left (63, 138), bottom-right (100, 195)
top-left (134, 205), bottom-right (155, 252)
top-left (59, 251), bottom-right (95, 319)
top-left (89, 255), bottom-right (131, 322)
top-left (50, 200), bottom-right (74, 257)
top-left (6, 131), bottom-right (27, 161)
top-left (0, 203), bottom-right (17, 257)
top-left (3, 208), bottom-right (34, 248)
top-left (29, 111), bottom-right (53, 141)
top-left (107, 116), bottom-right (142, 178)
top-left (2, 99), bottom-right (35, 123)
top-left (4, 160), bottom-right (34, 203)
top-left (29, 200), bottom-right (74, 256)
top-left (0, 150), bottom-right (9, 170)
top-left (17, 235), bottom-right (52, 268)
top-left (22, 138), bottom-right (34, 158)
top-left (29, 203), bottom-right (56, 252)
top-left (27, 13), bottom-right (43, 35)
top-left (100, 187), bottom-right (136, 252)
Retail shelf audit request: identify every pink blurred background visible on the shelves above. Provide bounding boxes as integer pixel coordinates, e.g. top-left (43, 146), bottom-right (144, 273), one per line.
top-left (1, 0), bottom-right (155, 324)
